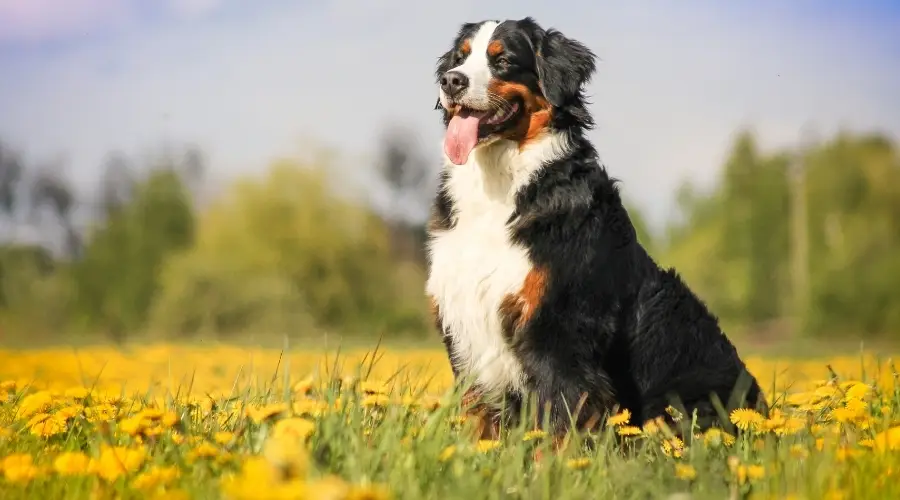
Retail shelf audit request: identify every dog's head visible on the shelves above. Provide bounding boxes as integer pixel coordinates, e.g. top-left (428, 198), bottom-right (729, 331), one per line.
top-left (435, 18), bottom-right (596, 165)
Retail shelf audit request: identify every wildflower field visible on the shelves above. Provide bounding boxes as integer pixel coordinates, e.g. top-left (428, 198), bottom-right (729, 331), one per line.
top-left (1, 344), bottom-right (900, 500)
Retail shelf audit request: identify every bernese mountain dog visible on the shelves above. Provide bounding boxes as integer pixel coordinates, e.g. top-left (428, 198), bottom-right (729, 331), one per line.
top-left (426, 17), bottom-right (767, 439)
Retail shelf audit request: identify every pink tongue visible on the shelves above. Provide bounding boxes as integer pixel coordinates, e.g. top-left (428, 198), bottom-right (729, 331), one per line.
top-left (444, 112), bottom-right (481, 165)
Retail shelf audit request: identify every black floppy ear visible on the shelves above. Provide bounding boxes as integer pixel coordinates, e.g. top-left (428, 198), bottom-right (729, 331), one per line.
top-left (435, 49), bottom-right (453, 82)
top-left (534, 28), bottom-right (596, 122)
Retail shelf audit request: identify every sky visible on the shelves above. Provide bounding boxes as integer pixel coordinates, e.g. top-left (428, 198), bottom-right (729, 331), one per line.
top-left (1, 0), bottom-right (899, 231)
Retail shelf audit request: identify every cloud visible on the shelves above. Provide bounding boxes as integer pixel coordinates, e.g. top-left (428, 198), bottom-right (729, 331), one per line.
top-left (0, 0), bottom-right (897, 228)
top-left (0, 0), bottom-right (132, 43)
top-left (0, 0), bottom-right (228, 43)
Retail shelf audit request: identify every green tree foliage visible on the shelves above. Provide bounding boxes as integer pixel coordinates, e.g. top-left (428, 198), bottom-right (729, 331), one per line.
top-left (661, 130), bottom-right (900, 338)
top-left (71, 168), bottom-right (195, 339)
top-left (149, 158), bottom-right (429, 339)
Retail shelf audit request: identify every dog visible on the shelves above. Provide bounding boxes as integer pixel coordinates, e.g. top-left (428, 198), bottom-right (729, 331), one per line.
top-left (425, 17), bottom-right (766, 439)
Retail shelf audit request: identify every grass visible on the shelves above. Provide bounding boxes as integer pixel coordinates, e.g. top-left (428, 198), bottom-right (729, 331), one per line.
top-left (1, 342), bottom-right (900, 499)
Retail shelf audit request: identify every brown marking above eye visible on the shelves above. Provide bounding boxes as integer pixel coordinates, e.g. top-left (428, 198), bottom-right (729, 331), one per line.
top-left (487, 40), bottom-right (504, 57)
top-left (460, 39), bottom-right (471, 56)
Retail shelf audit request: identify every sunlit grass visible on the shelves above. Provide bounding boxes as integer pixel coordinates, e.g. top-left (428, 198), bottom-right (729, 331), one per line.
top-left (1, 344), bottom-right (900, 499)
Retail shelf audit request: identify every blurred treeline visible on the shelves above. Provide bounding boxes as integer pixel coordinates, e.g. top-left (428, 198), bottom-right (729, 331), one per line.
top-left (0, 128), bottom-right (898, 344)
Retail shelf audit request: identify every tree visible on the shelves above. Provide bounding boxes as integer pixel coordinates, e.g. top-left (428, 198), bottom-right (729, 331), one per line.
top-left (150, 156), bottom-right (430, 339)
top-left (373, 125), bottom-right (435, 263)
top-left (30, 166), bottom-right (81, 258)
top-left (71, 161), bottom-right (196, 341)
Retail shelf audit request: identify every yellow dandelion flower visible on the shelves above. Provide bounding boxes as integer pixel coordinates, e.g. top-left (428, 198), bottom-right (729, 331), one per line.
top-left (346, 484), bottom-right (392, 500)
top-left (662, 437), bottom-right (685, 458)
top-left (118, 415), bottom-right (148, 436)
top-left (56, 405), bottom-right (84, 420)
top-left (845, 398), bottom-right (867, 414)
top-left (873, 426), bottom-right (900, 451)
top-left (171, 432), bottom-right (185, 445)
top-left (674, 463), bottom-right (697, 481)
top-left (53, 452), bottom-right (90, 475)
top-left (565, 458), bottom-right (591, 470)
top-left (161, 411), bottom-right (178, 428)
top-left (132, 466), bottom-right (180, 490)
top-left (30, 415), bottom-right (67, 438)
top-left (616, 425), bottom-right (642, 436)
top-left (831, 407), bottom-right (856, 423)
top-left (263, 435), bottom-right (309, 480)
top-left (92, 445), bottom-right (147, 482)
top-left (273, 418), bottom-right (316, 441)
top-left (730, 408), bottom-right (765, 431)
top-left (18, 391), bottom-right (53, 418)
top-left (476, 440), bottom-right (501, 453)
top-left (775, 417), bottom-right (806, 436)
top-left (438, 445), bottom-right (457, 462)
top-left (763, 413), bottom-right (786, 432)
top-left (293, 399), bottom-right (329, 417)
top-left (607, 409), bottom-right (631, 427)
top-left (0, 380), bottom-right (16, 392)
top-left (361, 394), bottom-right (391, 408)
top-left (859, 439), bottom-right (875, 449)
top-left (703, 428), bottom-right (733, 447)
top-left (836, 447), bottom-right (861, 462)
top-left (245, 403), bottom-right (289, 424)
top-left (187, 442), bottom-right (220, 462)
top-left (785, 392), bottom-right (816, 406)
top-left (745, 464), bottom-right (765, 481)
top-left (26, 412), bottom-right (51, 428)
top-left (85, 403), bottom-right (117, 422)
top-left (845, 383), bottom-right (871, 401)
top-left (642, 417), bottom-right (667, 436)
top-left (2, 454), bottom-right (40, 483)
top-left (789, 444), bottom-right (809, 459)
top-left (523, 430), bottom-right (547, 441)
top-left (213, 431), bottom-right (235, 445)
top-left (292, 377), bottom-right (315, 396)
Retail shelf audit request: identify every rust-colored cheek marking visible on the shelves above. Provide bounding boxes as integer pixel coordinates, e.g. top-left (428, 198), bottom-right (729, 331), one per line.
top-left (487, 40), bottom-right (504, 57)
top-left (487, 80), bottom-right (553, 148)
top-left (500, 266), bottom-right (548, 339)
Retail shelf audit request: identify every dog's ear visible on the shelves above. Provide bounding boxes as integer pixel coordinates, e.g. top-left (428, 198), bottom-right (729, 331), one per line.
top-left (534, 27), bottom-right (596, 119)
top-left (435, 48), bottom-right (453, 81)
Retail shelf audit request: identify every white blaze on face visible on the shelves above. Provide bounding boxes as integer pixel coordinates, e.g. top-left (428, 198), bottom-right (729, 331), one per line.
top-left (444, 21), bottom-right (498, 109)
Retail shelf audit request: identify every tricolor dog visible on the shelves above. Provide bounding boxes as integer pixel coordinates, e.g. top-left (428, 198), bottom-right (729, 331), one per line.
top-left (426, 17), bottom-right (766, 437)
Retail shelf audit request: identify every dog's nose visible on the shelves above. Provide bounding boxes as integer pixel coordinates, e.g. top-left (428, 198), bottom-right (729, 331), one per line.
top-left (440, 71), bottom-right (469, 98)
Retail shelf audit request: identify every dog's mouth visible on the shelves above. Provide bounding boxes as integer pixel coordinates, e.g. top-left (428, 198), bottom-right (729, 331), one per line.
top-left (444, 100), bottom-right (522, 166)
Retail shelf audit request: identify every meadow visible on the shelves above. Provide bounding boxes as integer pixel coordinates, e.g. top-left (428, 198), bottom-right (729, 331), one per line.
top-left (1, 343), bottom-right (900, 500)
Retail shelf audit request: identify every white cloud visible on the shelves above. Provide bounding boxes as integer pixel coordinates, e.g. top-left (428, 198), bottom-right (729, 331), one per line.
top-left (0, 0), bottom-right (897, 228)
top-left (0, 0), bottom-right (132, 43)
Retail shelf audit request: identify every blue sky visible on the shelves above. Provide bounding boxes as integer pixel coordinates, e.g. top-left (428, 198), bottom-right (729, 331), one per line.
top-left (1, 0), bottom-right (899, 230)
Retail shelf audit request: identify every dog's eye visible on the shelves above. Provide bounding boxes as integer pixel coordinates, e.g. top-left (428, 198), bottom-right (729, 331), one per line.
top-left (495, 56), bottom-right (511, 68)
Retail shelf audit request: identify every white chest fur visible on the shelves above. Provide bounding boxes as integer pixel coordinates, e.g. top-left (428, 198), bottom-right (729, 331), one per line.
top-left (426, 134), bottom-right (570, 398)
